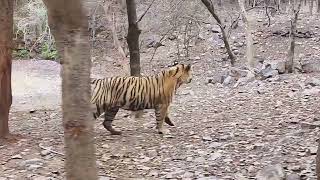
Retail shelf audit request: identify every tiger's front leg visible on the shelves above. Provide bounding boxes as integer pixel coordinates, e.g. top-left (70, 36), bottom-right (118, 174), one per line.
top-left (164, 109), bottom-right (174, 126)
top-left (103, 107), bottom-right (121, 135)
top-left (155, 105), bottom-right (168, 134)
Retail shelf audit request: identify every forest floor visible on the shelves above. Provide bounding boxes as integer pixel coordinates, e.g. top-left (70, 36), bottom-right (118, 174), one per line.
top-left (0, 9), bottom-right (320, 180)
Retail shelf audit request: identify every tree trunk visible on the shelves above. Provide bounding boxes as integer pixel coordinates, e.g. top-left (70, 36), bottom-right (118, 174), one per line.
top-left (238, 0), bottom-right (255, 68)
top-left (317, 141), bottom-right (320, 180)
top-left (126, 0), bottom-right (141, 76)
top-left (201, 0), bottom-right (236, 66)
top-left (310, 0), bottom-right (314, 14)
top-left (286, 1), bottom-right (301, 73)
top-left (316, 141), bottom-right (320, 180)
top-left (42, 0), bottom-right (98, 180)
top-left (0, 0), bottom-right (13, 138)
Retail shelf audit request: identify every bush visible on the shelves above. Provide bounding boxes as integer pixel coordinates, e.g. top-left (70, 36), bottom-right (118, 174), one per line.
top-left (14, 0), bottom-right (55, 60)
top-left (41, 43), bottom-right (58, 60)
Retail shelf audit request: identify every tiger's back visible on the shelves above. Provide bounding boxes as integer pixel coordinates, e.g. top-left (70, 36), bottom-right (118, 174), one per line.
top-left (91, 75), bottom-right (164, 111)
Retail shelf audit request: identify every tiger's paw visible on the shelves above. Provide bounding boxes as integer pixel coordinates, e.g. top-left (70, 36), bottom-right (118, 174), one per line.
top-left (157, 128), bottom-right (169, 135)
top-left (165, 117), bottom-right (175, 126)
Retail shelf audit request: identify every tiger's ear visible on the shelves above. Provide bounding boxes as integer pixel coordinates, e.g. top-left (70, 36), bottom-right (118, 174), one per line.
top-left (185, 64), bottom-right (191, 71)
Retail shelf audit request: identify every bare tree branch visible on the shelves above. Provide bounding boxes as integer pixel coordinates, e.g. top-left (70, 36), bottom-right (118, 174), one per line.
top-left (136, 0), bottom-right (156, 23)
top-left (149, 26), bottom-right (175, 62)
top-left (201, 0), bottom-right (236, 66)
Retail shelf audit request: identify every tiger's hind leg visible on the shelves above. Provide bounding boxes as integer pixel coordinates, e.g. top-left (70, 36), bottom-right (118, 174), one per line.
top-left (103, 107), bottom-right (121, 135)
top-left (155, 105), bottom-right (169, 134)
top-left (93, 104), bottom-right (103, 119)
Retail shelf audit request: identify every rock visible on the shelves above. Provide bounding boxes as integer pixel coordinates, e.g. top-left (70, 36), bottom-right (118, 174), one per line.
top-left (286, 174), bottom-right (300, 180)
top-left (198, 34), bottom-right (205, 40)
top-left (21, 158), bottom-right (44, 166)
top-left (182, 172), bottom-right (194, 178)
top-left (99, 176), bottom-right (110, 180)
top-left (186, 157), bottom-right (193, 162)
top-left (148, 170), bottom-right (159, 177)
top-left (256, 164), bottom-right (285, 180)
top-left (234, 41), bottom-right (244, 47)
top-left (194, 157), bottom-right (206, 163)
top-left (307, 146), bottom-right (318, 155)
top-left (49, 113), bottom-right (57, 118)
top-left (29, 109), bottom-right (36, 113)
top-left (289, 165), bottom-right (301, 172)
top-left (234, 71), bottom-right (255, 87)
top-left (306, 77), bottom-right (320, 86)
top-left (287, 91), bottom-right (297, 98)
top-left (259, 64), bottom-right (279, 80)
top-left (11, 154), bottom-right (23, 159)
top-left (209, 152), bottom-right (222, 161)
top-left (302, 87), bottom-right (320, 96)
top-left (299, 61), bottom-right (320, 73)
top-left (197, 176), bottom-right (219, 180)
top-left (300, 121), bottom-right (320, 129)
top-left (202, 136), bottom-right (212, 141)
top-left (211, 26), bottom-right (220, 33)
top-left (27, 164), bottom-right (43, 171)
top-left (209, 142), bottom-right (222, 148)
top-left (165, 170), bottom-right (184, 179)
top-left (219, 135), bottom-right (231, 141)
top-left (40, 149), bottom-right (51, 156)
top-left (194, 56), bottom-right (201, 60)
top-left (102, 144), bottom-right (109, 149)
top-left (167, 34), bottom-right (177, 41)
top-left (33, 175), bottom-right (51, 180)
top-left (235, 173), bottom-right (249, 180)
top-left (223, 76), bottom-right (235, 86)
top-left (248, 165), bottom-right (255, 173)
top-left (233, 49), bottom-right (240, 55)
top-left (268, 61), bottom-right (286, 74)
top-left (275, 100), bottom-right (283, 108)
top-left (147, 149), bottom-right (158, 157)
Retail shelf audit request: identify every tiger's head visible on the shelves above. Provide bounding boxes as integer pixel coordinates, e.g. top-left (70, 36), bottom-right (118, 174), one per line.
top-left (168, 63), bottom-right (192, 87)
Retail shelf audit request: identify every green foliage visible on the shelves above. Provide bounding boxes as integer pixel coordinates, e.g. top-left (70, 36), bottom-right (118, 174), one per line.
top-left (41, 43), bottom-right (58, 60)
top-left (13, 49), bottom-right (30, 59)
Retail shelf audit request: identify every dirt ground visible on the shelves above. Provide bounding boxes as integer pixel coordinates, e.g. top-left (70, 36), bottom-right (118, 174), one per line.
top-left (1, 9), bottom-right (320, 180)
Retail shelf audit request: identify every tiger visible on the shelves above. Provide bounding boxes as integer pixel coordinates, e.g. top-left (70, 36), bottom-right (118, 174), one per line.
top-left (90, 63), bottom-right (192, 135)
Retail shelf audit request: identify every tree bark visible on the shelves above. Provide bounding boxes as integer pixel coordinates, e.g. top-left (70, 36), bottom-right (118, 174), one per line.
top-left (310, 0), bottom-right (314, 14)
top-left (0, 0), bottom-right (13, 138)
top-left (316, 141), bottom-right (320, 180)
top-left (238, 0), bottom-right (255, 68)
top-left (42, 0), bottom-right (98, 179)
top-left (126, 0), bottom-right (141, 76)
top-left (317, 0), bottom-right (320, 13)
top-left (201, 0), bottom-right (236, 66)
top-left (285, 1), bottom-right (301, 73)
top-left (317, 141), bottom-right (320, 180)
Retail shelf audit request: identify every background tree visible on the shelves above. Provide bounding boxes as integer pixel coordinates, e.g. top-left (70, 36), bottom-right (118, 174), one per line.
top-left (0, 0), bottom-right (13, 138)
top-left (238, 0), bottom-right (255, 68)
top-left (285, 0), bottom-right (302, 73)
top-left (126, 0), bottom-right (141, 76)
top-left (42, 0), bottom-right (98, 179)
